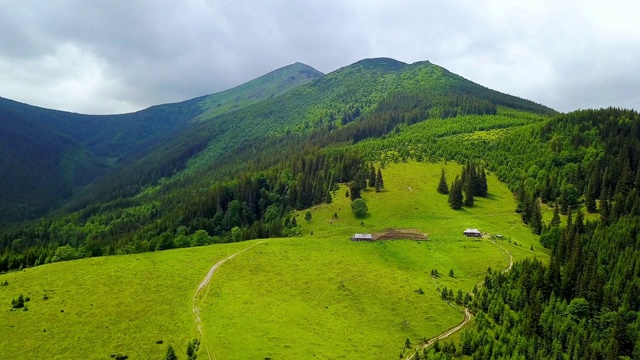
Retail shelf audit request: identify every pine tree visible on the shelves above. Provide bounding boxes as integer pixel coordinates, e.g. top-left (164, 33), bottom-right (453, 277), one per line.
top-left (448, 176), bottom-right (463, 210)
top-left (530, 197), bottom-right (543, 235)
top-left (349, 180), bottom-right (361, 201)
top-left (464, 176), bottom-right (475, 207)
top-left (368, 165), bottom-right (376, 188)
top-left (375, 168), bottom-right (384, 191)
top-left (551, 205), bottom-right (561, 227)
top-left (479, 167), bottom-right (488, 197)
top-left (164, 345), bottom-right (178, 360)
top-left (600, 190), bottom-right (610, 225)
top-left (437, 168), bottom-right (449, 194)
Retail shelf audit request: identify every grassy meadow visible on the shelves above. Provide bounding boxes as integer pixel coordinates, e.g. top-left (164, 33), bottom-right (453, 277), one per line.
top-left (200, 161), bottom-right (547, 359)
top-left (0, 243), bottom-right (249, 359)
top-left (0, 161), bottom-right (544, 359)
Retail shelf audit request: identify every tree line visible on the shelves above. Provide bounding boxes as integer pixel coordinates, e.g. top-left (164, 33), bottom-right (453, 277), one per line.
top-left (410, 108), bottom-right (640, 359)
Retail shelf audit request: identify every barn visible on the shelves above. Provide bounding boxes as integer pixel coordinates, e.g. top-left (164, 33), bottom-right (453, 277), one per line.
top-left (351, 233), bottom-right (373, 241)
top-left (463, 229), bottom-right (482, 237)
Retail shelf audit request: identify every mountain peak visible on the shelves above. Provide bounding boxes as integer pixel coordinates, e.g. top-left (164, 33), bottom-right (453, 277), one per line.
top-left (352, 57), bottom-right (408, 71)
top-left (194, 62), bottom-right (323, 121)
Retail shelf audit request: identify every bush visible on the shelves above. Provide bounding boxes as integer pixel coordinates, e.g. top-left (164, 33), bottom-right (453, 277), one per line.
top-left (52, 245), bottom-right (80, 262)
top-left (351, 198), bottom-right (368, 218)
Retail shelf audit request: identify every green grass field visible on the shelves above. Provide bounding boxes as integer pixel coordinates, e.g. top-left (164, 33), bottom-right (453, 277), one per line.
top-left (0, 161), bottom-right (545, 359)
top-left (200, 161), bottom-right (547, 359)
top-left (0, 243), bottom-right (249, 359)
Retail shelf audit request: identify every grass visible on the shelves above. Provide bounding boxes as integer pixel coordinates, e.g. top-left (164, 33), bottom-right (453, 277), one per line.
top-left (0, 161), bottom-right (545, 359)
top-left (0, 243), bottom-right (249, 359)
top-left (297, 160), bottom-right (547, 262)
top-left (200, 161), bottom-right (547, 359)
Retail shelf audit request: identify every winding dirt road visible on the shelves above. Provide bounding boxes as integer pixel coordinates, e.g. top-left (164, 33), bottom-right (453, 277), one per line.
top-left (192, 242), bottom-right (263, 360)
top-left (406, 238), bottom-right (513, 359)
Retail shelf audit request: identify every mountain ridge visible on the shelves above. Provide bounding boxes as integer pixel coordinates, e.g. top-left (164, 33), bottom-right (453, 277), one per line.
top-left (0, 62), bottom-right (323, 225)
top-left (0, 57), bottom-right (553, 226)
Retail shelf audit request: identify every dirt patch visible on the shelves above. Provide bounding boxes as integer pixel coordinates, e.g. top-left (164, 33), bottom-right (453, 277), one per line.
top-left (373, 229), bottom-right (428, 241)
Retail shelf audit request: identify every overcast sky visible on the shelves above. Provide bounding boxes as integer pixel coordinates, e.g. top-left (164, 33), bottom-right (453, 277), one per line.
top-left (1, 0), bottom-right (638, 114)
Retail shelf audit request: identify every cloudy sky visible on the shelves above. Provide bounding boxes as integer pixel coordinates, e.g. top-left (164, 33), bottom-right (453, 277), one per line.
top-left (1, 0), bottom-right (638, 114)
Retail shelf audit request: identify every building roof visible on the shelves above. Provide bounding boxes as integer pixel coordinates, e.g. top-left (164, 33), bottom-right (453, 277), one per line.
top-left (352, 233), bottom-right (373, 239)
top-left (463, 228), bottom-right (481, 233)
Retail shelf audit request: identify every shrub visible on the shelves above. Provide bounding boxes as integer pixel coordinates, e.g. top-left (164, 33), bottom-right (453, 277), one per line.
top-left (351, 198), bottom-right (368, 218)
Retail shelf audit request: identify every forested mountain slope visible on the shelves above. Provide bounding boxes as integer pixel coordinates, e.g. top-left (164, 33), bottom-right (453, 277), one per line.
top-left (394, 108), bottom-right (640, 359)
top-left (0, 57), bottom-right (554, 271)
top-left (0, 63), bottom-right (322, 225)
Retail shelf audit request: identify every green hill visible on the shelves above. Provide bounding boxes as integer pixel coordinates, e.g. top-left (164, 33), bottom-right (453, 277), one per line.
top-left (0, 57), bottom-right (556, 267)
top-left (0, 62), bottom-right (322, 225)
top-left (0, 161), bottom-right (543, 359)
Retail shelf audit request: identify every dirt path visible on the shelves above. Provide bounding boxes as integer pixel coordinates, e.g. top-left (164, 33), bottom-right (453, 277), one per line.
top-left (488, 238), bottom-right (513, 273)
top-left (192, 242), bottom-right (263, 360)
top-left (405, 239), bottom-right (513, 359)
top-left (424, 307), bottom-right (472, 346)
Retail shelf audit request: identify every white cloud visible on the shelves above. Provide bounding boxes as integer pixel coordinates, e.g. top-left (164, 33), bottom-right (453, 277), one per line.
top-left (0, 0), bottom-right (637, 113)
top-left (0, 43), bottom-right (135, 114)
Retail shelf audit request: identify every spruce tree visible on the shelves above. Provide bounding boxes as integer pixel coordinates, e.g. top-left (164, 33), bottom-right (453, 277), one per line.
top-left (551, 205), bottom-right (561, 227)
top-left (376, 168), bottom-right (384, 191)
top-left (349, 180), bottom-right (361, 201)
top-left (479, 167), bottom-right (488, 197)
top-left (530, 198), bottom-right (543, 235)
top-left (437, 168), bottom-right (449, 194)
top-left (448, 176), bottom-right (463, 210)
top-left (164, 345), bottom-right (178, 360)
top-left (464, 176), bottom-right (475, 207)
top-left (368, 165), bottom-right (376, 188)
top-left (600, 190), bottom-right (610, 225)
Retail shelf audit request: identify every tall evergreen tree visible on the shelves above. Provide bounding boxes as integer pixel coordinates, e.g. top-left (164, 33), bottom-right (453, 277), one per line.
top-left (551, 205), bottom-right (561, 227)
top-left (478, 167), bottom-right (488, 197)
top-left (437, 168), bottom-right (449, 194)
top-left (348, 179), bottom-right (362, 201)
top-left (368, 165), bottom-right (376, 188)
top-left (530, 197), bottom-right (543, 234)
top-left (375, 167), bottom-right (384, 192)
top-left (585, 188), bottom-right (597, 213)
top-left (464, 176), bottom-right (475, 207)
top-left (600, 189), bottom-right (610, 225)
top-left (164, 345), bottom-right (178, 360)
top-left (449, 176), bottom-right (463, 210)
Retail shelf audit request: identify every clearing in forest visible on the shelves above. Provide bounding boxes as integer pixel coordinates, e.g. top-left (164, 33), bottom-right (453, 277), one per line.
top-left (0, 161), bottom-right (544, 360)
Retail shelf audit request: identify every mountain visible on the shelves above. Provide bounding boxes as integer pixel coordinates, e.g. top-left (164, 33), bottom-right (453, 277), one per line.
top-left (194, 62), bottom-right (323, 121)
top-left (0, 57), bottom-right (554, 254)
top-left (0, 63), bottom-right (323, 225)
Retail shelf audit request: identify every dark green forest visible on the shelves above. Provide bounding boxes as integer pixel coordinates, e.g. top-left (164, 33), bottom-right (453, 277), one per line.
top-left (404, 108), bottom-right (640, 359)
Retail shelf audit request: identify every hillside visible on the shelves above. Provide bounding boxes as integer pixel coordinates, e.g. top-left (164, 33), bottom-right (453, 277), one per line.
top-left (0, 58), bottom-right (556, 268)
top-left (0, 161), bottom-right (543, 359)
top-left (62, 57), bottom-right (554, 211)
top-left (0, 62), bottom-right (322, 225)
